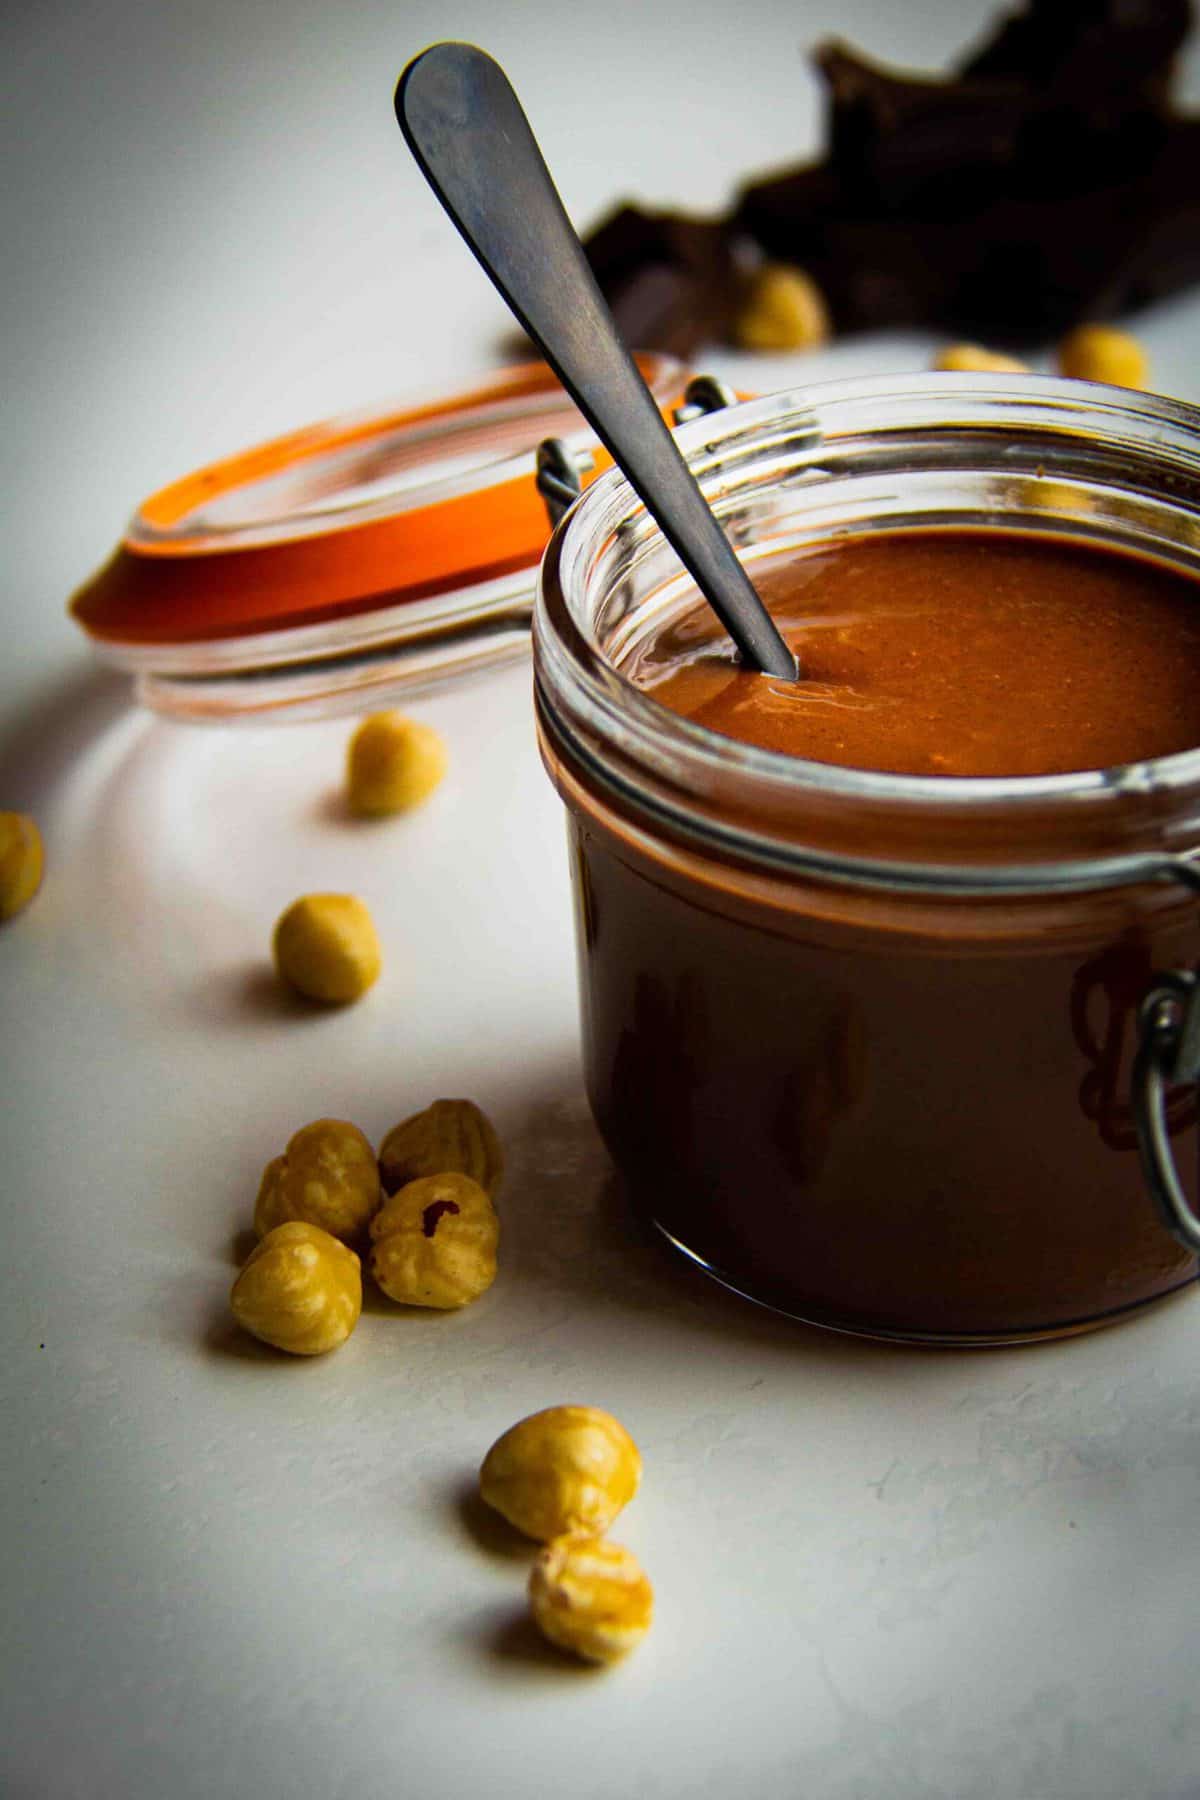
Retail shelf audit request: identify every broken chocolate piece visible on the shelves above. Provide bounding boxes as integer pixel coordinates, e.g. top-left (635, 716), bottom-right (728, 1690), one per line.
top-left (817, 41), bottom-right (1029, 216)
top-left (958, 0), bottom-right (1190, 100)
top-left (583, 0), bottom-right (1200, 351)
top-left (582, 204), bottom-right (741, 357)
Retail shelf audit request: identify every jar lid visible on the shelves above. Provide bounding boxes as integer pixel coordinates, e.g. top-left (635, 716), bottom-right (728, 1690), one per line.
top-left (69, 354), bottom-right (690, 721)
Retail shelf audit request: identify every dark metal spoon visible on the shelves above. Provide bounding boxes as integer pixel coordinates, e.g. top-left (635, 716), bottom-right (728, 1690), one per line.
top-left (395, 42), bottom-right (798, 681)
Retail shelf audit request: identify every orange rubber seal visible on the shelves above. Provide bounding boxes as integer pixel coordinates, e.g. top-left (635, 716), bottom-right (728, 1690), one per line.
top-left (70, 359), bottom-right (688, 648)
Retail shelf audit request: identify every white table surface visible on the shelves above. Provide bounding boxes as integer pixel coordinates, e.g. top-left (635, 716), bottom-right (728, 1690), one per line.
top-left (5, 3), bottom-right (1200, 1796)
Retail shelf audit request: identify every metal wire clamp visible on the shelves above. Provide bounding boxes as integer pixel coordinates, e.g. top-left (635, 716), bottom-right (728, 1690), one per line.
top-left (1132, 969), bottom-right (1200, 1252)
top-left (535, 439), bottom-right (593, 529)
top-left (536, 375), bottom-right (737, 529)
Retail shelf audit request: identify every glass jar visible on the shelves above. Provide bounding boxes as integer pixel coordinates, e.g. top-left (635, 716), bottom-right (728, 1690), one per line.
top-left (534, 373), bottom-right (1200, 1344)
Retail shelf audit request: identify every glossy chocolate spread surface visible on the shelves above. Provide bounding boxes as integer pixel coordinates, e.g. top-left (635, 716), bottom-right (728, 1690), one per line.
top-left (633, 531), bottom-right (1200, 778)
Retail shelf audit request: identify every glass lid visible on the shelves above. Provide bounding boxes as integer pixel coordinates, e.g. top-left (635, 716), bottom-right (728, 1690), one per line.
top-left (69, 354), bottom-right (689, 721)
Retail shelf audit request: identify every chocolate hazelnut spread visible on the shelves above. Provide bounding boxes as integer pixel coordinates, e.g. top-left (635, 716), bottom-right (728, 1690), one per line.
top-left (535, 383), bottom-right (1200, 1343)
top-left (633, 531), bottom-right (1200, 778)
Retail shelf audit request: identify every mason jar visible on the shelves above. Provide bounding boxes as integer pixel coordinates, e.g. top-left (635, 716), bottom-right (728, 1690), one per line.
top-left (534, 373), bottom-right (1200, 1344)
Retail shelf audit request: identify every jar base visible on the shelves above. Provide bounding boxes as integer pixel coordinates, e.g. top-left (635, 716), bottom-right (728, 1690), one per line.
top-left (650, 1219), bottom-right (1198, 1348)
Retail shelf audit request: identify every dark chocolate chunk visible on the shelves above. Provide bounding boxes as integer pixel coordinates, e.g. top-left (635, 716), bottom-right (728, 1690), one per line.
top-left (582, 204), bottom-right (741, 357)
top-left (583, 0), bottom-right (1200, 350)
top-left (817, 42), bottom-right (1028, 216)
top-left (958, 0), bottom-right (1190, 97)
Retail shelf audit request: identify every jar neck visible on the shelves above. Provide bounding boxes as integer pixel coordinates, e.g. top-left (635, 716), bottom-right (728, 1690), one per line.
top-left (535, 374), bottom-right (1200, 900)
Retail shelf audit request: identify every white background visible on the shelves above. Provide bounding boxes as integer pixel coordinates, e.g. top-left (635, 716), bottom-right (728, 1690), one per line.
top-left (4, 3), bottom-right (1200, 1796)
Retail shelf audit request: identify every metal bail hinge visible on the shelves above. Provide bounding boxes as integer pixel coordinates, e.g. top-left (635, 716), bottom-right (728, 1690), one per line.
top-left (535, 439), bottom-right (594, 530)
top-left (1132, 969), bottom-right (1200, 1252)
top-left (536, 374), bottom-right (737, 530)
top-left (671, 374), bottom-right (739, 426)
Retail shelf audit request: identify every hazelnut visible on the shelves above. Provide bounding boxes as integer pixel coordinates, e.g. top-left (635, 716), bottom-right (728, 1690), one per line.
top-left (733, 263), bottom-right (830, 353)
top-left (933, 343), bottom-right (1029, 373)
top-left (378, 1098), bottom-right (503, 1198)
top-left (1057, 324), bottom-right (1148, 390)
top-left (255, 1118), bottom-right (380, 1244)
top-left (346, 711), bottom-right (447, 816)
top-left (230, 1221), bottom-right (362, 1355)
top-left (272, 893), bottom-right (381, 1004)
top-left (479, 1405), bottom-right (642, 1542)
top-left (529, 1536), bottom-right (653, 1664)
top-left (0, 812), bottom-right (44, 919)
top-left (369, 1172), bottom-right (498, 1309)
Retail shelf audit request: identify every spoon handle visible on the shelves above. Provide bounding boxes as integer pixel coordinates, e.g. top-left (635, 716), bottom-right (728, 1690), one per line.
top-left (395, 43), bottom-right (797, 681)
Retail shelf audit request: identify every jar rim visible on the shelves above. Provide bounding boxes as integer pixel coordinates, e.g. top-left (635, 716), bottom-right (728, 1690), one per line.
top-left (534, 373), bottom-right (1200, 896)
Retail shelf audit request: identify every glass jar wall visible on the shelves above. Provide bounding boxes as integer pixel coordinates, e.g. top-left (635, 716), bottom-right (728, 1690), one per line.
top-left (535, 375), bottom-right (1200, 1342)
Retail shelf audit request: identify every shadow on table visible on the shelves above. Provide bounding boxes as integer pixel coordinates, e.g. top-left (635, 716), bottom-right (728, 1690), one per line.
top-left (499, 1086), bottom-right (854, 1345)
top-left (196, 962), bottom-right (342, 1030)
top-left (0, 663), bottom-right (131, 810)
top-left (450, 1476), bottom-right (532, 1564)
top-left (486, 1079), bottom-right (1173, 1373)
top-left (445, 1599), bottom-right (592, 1680)
top-left (201, 1309), bottom-right (284, 1363)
